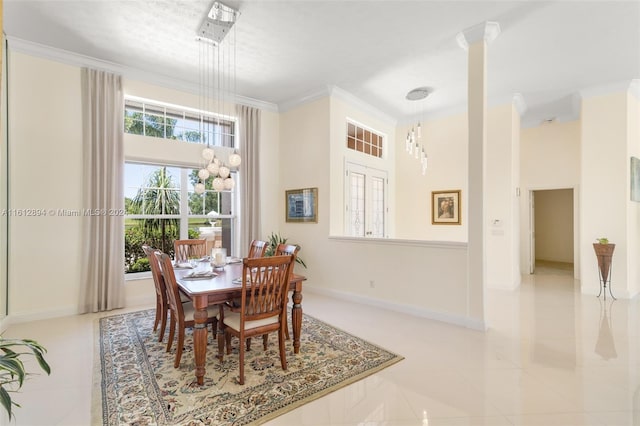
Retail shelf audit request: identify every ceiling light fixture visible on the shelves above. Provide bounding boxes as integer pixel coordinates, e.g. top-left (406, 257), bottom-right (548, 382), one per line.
top-left (405, 86), bottom-right (432, 176)
top-left (194, 1), bottom-right (241, 195)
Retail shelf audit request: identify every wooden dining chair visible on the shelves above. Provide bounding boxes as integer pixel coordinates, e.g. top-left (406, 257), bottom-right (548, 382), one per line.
top-left (219, 254), bottom-right (294, 384)
top-left (155, 251), bottom-right (218, 368)
top-left (275, 244), bottom-right (300, 340)
top-left (247, 240), bottom-right (267, 258)
top-left (142, 245), bottom-right (170, 342)
top-left (174, 239), bottom-right (207, 262)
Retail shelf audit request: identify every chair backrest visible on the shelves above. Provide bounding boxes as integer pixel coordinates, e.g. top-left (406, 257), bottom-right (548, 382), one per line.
top-left (142, 245), bottom-right (167, 302)
top-left (275, 244), bottom-right (300, 261)
top-left (156, 251), bottom-right (186, 319)
top-left (174, 239), bottom-right (207, 262)
top-left (247, 240), bottom-right (267, 258)
top-left (240, 255), bottom-right (294, 323)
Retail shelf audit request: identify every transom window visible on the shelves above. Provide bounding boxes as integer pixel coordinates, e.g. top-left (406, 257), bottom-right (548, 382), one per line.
top-left (346, 121), bottom-right (384, 158)
top-left (124, 96), bottom-right (235, 147)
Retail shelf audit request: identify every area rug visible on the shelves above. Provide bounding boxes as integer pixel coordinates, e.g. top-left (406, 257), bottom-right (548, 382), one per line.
top-left (94, 309), bottom-right (403, 425)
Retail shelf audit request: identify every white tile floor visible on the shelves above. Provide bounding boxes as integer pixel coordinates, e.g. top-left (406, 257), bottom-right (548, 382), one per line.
top-left (3, 268), bottom-right (639, 426)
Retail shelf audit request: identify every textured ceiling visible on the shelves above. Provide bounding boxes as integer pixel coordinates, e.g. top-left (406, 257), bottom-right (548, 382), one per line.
top-left (5, 1), bottom-right (640, 126)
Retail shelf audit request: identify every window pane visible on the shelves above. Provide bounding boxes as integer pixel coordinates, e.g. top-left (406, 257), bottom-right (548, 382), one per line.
top-left (350, 172), bottom-right (365, 237)
top-left (124, 218), bottom-right (181, 273)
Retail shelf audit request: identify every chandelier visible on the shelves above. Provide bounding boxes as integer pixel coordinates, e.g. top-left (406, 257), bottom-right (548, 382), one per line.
top-left (405, 87), bottom-right (432, 176)
top-left (194, 1), bottom-right (241, 195)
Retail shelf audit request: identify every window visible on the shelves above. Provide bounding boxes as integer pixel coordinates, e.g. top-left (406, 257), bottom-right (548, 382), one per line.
top-left (123, 96), bottom-right (241, 274)
top-left (124, 163), bottom-right (237, 273)
top-left (346, 121), bottom-right (384, 158)
top-left (345, 162), bottom-right (387, 238)
top-left (124, 97), bottom-right (235, 146)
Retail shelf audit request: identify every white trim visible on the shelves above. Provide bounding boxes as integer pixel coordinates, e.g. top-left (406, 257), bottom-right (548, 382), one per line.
top-left (306, 285), bottom-right (486, 331)
top-left (630, 79), bottom-right (640, 101)
top-left (278, 86), bottom-right (331, 112)
top-left (5, 306), bottom-right (79, 325)
top-left (579, 79), bottom-right (638, 100)
top-left (456, 21), bottom-right (501, 50)
top-left (329, 86), bottom-right (398, 126)
top-left (328, 235), bottom-right (467, 250)
top-left (7, 36), bottom-right (278, 112)
top-left (512, 93), bottom-right (527, 116)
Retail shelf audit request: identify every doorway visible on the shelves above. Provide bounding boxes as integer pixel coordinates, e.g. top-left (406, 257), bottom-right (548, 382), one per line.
top-left (530, 188), bottom-right (575, 276)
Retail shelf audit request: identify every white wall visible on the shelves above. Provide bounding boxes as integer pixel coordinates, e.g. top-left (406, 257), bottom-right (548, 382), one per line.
top-left (520, 119), bottom-right (581, 276)
top-left (581, 91), bottom-right (629, 297)
top-left (5, 51), bottom-right (283, 321)
top-left (485, 103), bottom-right (521, 290)
top-left (278, 94), bottom-right (478, 329)
top-left (626, 91), bottom-right (640, 296)
top-left (7, 52), bottom-right (84, 320)
top-left (395, 114), bottom-right (468, 241)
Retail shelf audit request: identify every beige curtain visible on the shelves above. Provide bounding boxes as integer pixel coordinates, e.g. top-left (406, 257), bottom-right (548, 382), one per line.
top-left (237, 105), bottom-right (261, 252)
top-left (79, 68), bottom-right (125, 313)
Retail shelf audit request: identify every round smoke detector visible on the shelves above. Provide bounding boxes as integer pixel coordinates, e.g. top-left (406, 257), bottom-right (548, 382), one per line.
top-left (406, 87), bottom-right (433, 101)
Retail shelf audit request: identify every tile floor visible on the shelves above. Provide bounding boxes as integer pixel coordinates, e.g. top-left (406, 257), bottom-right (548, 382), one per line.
top-left (3, 268), bottom-right (639, 425)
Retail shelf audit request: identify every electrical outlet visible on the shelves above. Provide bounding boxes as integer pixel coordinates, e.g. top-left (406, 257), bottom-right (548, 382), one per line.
top-left (369, 280), bottom-right (375, 288)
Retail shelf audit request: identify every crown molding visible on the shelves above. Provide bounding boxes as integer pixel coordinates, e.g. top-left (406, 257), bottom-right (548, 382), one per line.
top-left (279, 85), bottom-right (397, 127)
top-left (456, 21), bottom-right (501, 51)
top-left (579, 79), bottom-right (638, 100)
top-left (328, 86), bottom-right (398, 127)
top-left (6, 37), bottom-right (278, 112)
top-left (277, 86), bottom-right (331, 112)
top-left (512, 93), bottom-right (527, 117)
top-left (630, 79), bottom-right (640, 101)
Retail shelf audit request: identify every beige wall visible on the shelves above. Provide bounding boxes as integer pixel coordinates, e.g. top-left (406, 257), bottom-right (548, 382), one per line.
top-left (581, 91), bottom-right (629, 296)
top-left (7, 52), bottom-right (84, 319)
top-left (395, 114), bottom-right (468, 241)
top-left (534, 189), bottom-right (574, 263)
top-left (626, 92), bottom-right (640, 296)
top-left (520, 119), bottom-right (581, 276)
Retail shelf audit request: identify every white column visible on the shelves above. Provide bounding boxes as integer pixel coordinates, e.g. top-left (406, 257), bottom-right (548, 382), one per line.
top-left (457, 22), bottom-right (500, 328)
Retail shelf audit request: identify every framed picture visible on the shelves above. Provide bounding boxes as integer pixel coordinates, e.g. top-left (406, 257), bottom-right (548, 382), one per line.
top-left (432, 190), bottom-right (461, 225)
top-left (631, 156), bottom-right (640, 202)
top-left (285, 187), bottom-right (318, 223)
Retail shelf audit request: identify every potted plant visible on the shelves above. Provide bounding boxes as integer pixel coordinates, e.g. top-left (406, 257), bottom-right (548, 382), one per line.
top-left (593, 238), bottom-right (615, 295)
top-left (0, 337), bottom-right (50, 420)
top-left (593, 237), bottom-right (615, 256)
top-left (264, 232), bottom-right (307, 268)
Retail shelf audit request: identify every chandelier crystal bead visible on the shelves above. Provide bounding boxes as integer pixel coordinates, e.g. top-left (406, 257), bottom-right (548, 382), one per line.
top-left (194, 2), bottom-right (241, 194)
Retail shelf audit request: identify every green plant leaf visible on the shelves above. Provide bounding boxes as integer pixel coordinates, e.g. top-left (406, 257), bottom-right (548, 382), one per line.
top-left (0, 385), bottom-right (17, 420)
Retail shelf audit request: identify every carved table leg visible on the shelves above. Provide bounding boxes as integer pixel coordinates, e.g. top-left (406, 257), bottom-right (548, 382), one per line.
top-left (192, 295), bottom-right (208, 386)
top-left (291, 283), bottom-right (302, 354)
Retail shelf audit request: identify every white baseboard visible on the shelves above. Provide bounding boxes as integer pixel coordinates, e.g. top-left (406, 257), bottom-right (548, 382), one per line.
top-left (305, 285), bottom-right (487, 331)
top-left (5, 306), bottom-right (80, 326)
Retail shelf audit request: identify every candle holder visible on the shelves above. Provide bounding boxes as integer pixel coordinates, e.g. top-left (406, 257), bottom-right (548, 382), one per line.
top-left (211, 247), bottom-right (227, 270)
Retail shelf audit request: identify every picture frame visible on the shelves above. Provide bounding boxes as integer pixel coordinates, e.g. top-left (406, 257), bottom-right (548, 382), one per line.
top-left (432, 190), bottom-right (461, 225)
top-left (285, 187), bottom-right (318, 223)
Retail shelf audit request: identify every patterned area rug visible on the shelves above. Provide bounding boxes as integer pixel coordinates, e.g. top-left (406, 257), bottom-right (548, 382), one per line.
top-left (95, 309), bottom-right (403, 425)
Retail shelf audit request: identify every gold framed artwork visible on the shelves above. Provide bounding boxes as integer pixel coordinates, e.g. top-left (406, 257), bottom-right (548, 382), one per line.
top-left (285, 187), bottom-right (318, 223)
top-left (432, 190), bottom-right (461, 225)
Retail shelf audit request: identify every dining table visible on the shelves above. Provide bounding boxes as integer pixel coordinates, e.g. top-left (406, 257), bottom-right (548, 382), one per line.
top-left (175, 259), bottom-right (307, 385)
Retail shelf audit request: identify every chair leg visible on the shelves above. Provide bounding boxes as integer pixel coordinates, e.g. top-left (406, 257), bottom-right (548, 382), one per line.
top-left (246, 337), bottom-right (252, 351)
top-left (262, 334), bottom-right (268, 351)
top-left (239, 335), bottom-right (245, 385)
top-left (278, 327), bottom-right (287, 370)
top-left (158, 307), bottom-right (168, 343)
top-left (174, 324), bottom-right (185, 368)
top-left (225, 332), bottom-right (232, 355)
top-left (166, 314), bottom-right (176, 352)
top-left (153, 299), bottom-right (161, 332)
